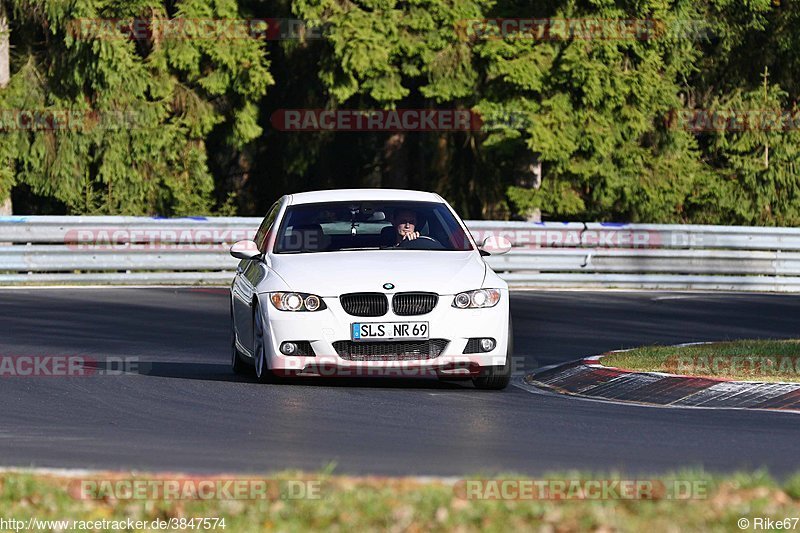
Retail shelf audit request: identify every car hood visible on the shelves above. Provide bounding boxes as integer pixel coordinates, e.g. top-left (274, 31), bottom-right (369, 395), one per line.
top-left (267, 250), bottom-right (487, 296)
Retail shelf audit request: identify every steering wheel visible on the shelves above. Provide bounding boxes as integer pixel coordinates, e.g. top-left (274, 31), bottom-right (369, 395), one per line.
top-left (397, 235), bottom-right (444, 249)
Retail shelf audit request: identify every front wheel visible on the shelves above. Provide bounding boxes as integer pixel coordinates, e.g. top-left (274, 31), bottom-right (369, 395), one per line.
top-left (472, 317), bottom-right (513, 390)
top-left (231, 306), bottom-right (247, 375)
top-left (253, 302), bottom-right (275, 383)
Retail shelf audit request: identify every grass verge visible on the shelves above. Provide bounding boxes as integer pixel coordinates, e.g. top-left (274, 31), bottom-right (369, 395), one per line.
top-left (601, 339), bottom-right (800, 382)
top-left (1, 470), bottom-right (800, 531)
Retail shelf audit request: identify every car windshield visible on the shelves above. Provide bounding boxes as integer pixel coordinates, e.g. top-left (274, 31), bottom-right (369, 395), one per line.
top-left (273, 201), bottom-right (474, 253)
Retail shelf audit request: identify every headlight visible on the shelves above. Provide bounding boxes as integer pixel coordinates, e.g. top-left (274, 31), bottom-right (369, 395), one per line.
top-left (269, 292), bottom-right (327, 312)
top-left (304, 295), bottom-right (321, 311)
top-left (452, 289), bottom-right (501, 309)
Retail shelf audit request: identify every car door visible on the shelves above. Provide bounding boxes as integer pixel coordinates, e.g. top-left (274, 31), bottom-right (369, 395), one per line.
top-left (232, 200), bottom-right (282, 356)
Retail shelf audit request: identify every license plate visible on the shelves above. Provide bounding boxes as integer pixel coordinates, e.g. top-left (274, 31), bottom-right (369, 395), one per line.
top-left (351, 322), bottom-right (429, 341)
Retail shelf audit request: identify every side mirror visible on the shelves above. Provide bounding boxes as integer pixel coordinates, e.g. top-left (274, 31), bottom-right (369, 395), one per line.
top-left (230, 240), bottom-right (262, 260)
top-left (479, 235), bottom-right (512, 256)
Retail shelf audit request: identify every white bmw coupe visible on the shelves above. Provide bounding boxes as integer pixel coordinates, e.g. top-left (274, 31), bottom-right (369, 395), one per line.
top-left (229, 189), bottom-right (513, 389)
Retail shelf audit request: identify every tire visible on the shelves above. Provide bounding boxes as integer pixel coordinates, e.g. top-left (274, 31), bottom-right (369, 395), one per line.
top-left (472, 317), bottom-right (513, 390)
top-left (231, 306), bottom-right (248, 375)
top-left (253, 302), bottom-right (275, 384)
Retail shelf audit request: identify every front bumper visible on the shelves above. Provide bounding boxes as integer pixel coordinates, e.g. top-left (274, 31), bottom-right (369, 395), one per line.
top-left (258, 291), bottom-right (510, 377)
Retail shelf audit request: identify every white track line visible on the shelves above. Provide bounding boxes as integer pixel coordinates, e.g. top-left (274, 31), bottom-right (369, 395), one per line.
top-left (0, 466), bottom-right (463, 483)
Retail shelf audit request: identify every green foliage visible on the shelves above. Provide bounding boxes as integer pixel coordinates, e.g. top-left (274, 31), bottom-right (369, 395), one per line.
top-left (1, 0), bottom-right (272, 215)
top-left (476, 0), bottom-right (706, 222)
top-left (508, 181), bottom-right (584, 219)
top-left (702, 82), bottom-right (800, 225)
top-left (2, 0), bottom-right (800, 223)
top-left (292, 0), bottom-right (484, 105)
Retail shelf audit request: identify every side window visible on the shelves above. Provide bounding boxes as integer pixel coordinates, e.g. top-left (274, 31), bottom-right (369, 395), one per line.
top-left (255, 201), bottom-right (282, 253)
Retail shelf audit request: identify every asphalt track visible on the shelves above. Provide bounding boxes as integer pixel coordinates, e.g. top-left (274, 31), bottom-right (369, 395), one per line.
top-left (1, 288), bottom-right (799, 477)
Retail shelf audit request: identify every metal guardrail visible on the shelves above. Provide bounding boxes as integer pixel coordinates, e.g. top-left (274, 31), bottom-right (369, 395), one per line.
top-left (2, 216), bottom-right (800, 290)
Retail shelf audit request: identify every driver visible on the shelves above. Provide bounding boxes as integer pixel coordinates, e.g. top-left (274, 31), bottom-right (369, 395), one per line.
top-left (392, 208), bottom-right (420, 244)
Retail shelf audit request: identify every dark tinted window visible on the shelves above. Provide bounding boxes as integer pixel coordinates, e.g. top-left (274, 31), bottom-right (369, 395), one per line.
top-left (255, 200), bottom-right (282, 253)
top-left (273, 201), bottom-right (473, 253)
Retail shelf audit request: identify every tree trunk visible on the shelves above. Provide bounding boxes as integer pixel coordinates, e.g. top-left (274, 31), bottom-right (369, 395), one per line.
top-left (0, 2), bottom-right (7, 88)
top-left (382, 132), bottom-right (409, 189)
top-left (0, 1), bottom-right (12, 215)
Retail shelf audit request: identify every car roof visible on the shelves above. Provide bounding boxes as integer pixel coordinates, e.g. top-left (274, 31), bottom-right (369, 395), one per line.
top-left (286, 188), bottom-right (444, 205)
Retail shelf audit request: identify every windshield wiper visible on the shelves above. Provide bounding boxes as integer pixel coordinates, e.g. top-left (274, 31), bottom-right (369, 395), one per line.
top-left (336, 246), bottom-right (382, 251)
top-left (276, 249), bottom-right (322, 254)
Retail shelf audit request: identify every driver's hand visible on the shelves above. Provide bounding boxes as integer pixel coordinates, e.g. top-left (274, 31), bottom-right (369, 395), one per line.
top-left (402, 231), bottom-right (420, 241)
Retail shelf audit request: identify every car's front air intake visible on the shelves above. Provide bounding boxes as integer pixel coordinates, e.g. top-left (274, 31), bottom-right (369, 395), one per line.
top-left (392, 292), bottom-right (438, 316)
top-left (339, 293), bottom-right (388, 317)
top-left (333, 339), bottom-right (449, 361)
